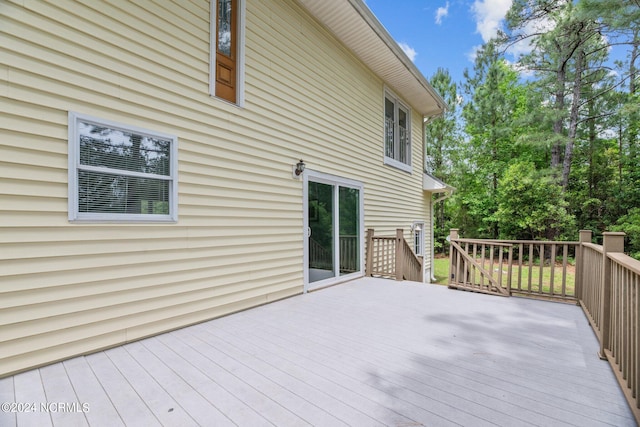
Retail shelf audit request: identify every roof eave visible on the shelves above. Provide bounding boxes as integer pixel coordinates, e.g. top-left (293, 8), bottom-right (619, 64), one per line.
top-left (423, 172), bottom-right (455, 194)
top-left (297, 0), bottom-right (447, 117)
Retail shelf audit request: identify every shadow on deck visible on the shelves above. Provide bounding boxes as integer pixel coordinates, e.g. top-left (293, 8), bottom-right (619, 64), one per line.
top-left (0, 278), bottom-right (635, 426)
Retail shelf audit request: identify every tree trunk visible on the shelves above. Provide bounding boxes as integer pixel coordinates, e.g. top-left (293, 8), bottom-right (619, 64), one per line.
top-left (551, 60), bottom-right (566, 177)
top-left (562, 49), bottom-right (584, 190)
top-left (628, 31), bottom-right (639, 163)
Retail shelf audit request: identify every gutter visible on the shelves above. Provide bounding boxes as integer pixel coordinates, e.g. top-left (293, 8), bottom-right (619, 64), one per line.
top-left (430, 187), bottom-right (454, 282)
top-left (347, 0), bottom-right (448, 115)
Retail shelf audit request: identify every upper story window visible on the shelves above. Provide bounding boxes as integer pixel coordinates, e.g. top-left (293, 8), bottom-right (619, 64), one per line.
top-left (384, 90), bottom-right (412, 172)
top-left (68, 112), bottom-right (178, 222)
top-left (211, 0), bottom-right (245, 105)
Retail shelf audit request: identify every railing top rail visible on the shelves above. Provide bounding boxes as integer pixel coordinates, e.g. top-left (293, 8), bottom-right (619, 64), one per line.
top-left (453, 237), bottom-right (579, 246)
top-left (452, 238), bottom-right (513, 247)
top-left (608, 252), bottom-right (640, 276)
top-left (583, 242), bottom-right (604, 253)
top-left (493, 239), bottom-right (579, 245)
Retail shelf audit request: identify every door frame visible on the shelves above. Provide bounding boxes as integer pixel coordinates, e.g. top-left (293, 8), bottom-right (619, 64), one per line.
top-left (303, 170), bottom-right (365, 292)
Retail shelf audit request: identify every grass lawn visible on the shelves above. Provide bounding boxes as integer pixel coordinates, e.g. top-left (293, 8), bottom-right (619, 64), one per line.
top-left (431, 255), bottom-right (576, 296)
top-left (432, 256), bottom-right (450, 285)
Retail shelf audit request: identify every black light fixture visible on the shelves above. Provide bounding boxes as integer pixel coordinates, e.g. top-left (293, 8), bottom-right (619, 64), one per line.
top-left (295, 159), bottom-right (306, 176)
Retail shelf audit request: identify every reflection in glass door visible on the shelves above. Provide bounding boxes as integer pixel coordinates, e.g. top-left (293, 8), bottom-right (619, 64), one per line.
top-left (339, 187), bottom-right (359, 276)
top-left (308, 182), bottom-right (334, 283)
top-left (307, 177), bottom-right (362, 286)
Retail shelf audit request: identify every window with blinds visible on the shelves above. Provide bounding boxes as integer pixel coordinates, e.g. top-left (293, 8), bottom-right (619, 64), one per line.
top-left (384, 90), bottom-right (412, 172)
top-left (68, 112), bottom-right (178, 222)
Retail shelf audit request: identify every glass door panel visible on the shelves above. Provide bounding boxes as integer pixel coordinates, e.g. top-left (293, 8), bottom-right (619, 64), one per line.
top-left (308, 182), bottom-right (334, 283)
top-left (339, 187), bottom-right (360, 276)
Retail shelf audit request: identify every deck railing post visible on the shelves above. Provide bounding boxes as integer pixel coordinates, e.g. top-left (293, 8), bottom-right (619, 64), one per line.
top-left (449, 229), bottom-right (459, 285)
top-left (576, 230), bottom-right (592, 303)
top-left (395, 229), bottom-right (404, 281)
top-left (599, 231), bottom-right (626, 359)
top-left (365, 228), bottom-right (374, 277)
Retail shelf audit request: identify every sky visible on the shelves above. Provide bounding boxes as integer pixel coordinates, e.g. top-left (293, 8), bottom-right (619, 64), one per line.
top-left (364, 0), bottom-right (513, 85)
top-left (365, 0), bottom-right (629, 88)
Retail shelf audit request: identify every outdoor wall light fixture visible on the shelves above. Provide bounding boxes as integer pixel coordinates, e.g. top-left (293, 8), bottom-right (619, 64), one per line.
top-left (295, 159), bottom-right (306, 176)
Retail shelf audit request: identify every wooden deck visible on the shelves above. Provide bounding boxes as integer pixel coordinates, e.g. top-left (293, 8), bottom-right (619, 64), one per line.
top-left (0, 278), bottom-right (635, 426)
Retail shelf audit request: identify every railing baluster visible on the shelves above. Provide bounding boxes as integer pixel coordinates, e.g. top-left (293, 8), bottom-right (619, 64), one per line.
top-left (528, 244), bottom-right (534, 293)
top-left (489, 245), bottom-right (495, 291)
top-left (472, 243), bottom-right (478, 287)
top-left (561, 244), bottom-right (568, 297)
top-left (625, 266), bottom-right (630, 384)
top-left (498, 246), bottom-right (504, 291)
top-left (518, 243), bottom-right (523, 292)
top-left (479, 243), bottom-right (487, 288)
top-left (538, 243), bottom-right (544, 294)
top-left (507, 244), bottom-right (513, 294)
top-left (463, 241), bottom-right (469, 286)
top-left (550, 243), bottom-right (556, 296)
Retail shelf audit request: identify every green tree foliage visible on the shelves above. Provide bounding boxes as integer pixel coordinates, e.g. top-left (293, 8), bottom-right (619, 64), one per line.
top-left (456, 42), bottom-right (528, 238)
top-left (425, 68), bottom-right (461, 251)
top-left (613, 208), bottom-right (640, 259)
top-left (495, 162), bottom-right (575, 240)
top-left (425, 0), bottom-right (640, 258)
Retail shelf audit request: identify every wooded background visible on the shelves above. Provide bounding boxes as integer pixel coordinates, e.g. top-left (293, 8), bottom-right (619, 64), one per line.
top-left (426, 0), bottom-right (640, 258)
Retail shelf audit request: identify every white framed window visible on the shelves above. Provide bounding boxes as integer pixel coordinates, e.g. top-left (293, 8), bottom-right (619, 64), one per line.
top-left (384, 89), bottom-right (412, 172)
top-left (68, 112), bottom-right (178, 222)
top-left (210, 0), bottom-right (246, 106)
top-left (413, 221), bottom-right (425, 256)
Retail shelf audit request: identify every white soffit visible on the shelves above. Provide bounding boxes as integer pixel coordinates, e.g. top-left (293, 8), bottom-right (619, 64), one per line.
top-left (423, 172), bottom-right (454, 193)
top-left (297, 0), bottom-right (446, 117)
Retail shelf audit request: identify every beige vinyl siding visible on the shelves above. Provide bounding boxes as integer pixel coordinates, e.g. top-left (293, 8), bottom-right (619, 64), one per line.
top-left (0, 0), bottom-right (431, 377)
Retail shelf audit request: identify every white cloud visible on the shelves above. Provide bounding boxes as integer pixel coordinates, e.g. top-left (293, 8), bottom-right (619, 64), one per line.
top-left (435, 2), bottom-right (449, 25)
top-left (398, 42), bottom-right (417, 62)
top-left (466, 44), bottom-right (482, 63)
top-left (504, 58), bottom-right (535, 78)
top-left (472, 0), bottom-right (512, 42)
top-left (505, 16), bottom-right (555, 57)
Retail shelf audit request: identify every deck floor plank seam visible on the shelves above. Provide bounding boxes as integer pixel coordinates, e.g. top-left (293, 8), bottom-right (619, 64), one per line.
top-left (155, 331), bottom-right (309, 427)
top-left (208, 315), bottom-right (541, 427)
top-left (237, 309), bottom-right (591, 426)
top-left (123, 340), bottom-right (235, 427)
top-left (102, 346), bottom-right (199, 427)
top-left (2, 278), bottom-right (636, 427)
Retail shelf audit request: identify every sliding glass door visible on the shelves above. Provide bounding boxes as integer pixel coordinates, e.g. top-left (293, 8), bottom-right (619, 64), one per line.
top-left (308, 181), bottom-right (334, 282)
top-left (305, 172), bottom-right (363, 291)
top-left (338, 186), bottom-right (360, 276)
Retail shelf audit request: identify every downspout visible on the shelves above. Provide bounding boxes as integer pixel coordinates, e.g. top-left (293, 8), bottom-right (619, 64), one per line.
top-left (430, 190), bottom-right (453, 282)
top-left (423, 111), bottom-right (448, 283)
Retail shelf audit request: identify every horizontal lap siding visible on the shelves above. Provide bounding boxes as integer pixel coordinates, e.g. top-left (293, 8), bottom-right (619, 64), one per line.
top-left (249, 0), bottom-right (430, 236)
top-left (0, 0), bottom-right (430, 376)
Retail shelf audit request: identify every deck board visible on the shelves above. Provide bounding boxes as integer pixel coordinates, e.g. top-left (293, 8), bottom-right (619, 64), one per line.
top-left (13, 369), bottom-right (52, 427)
top-left (0, 376), bottom-right (17, 427)
top-left (102, 346), bottom-right (198, 427)
top-left (84, 351), bottom-right (160, 426)
top-left (3, 278), bottom-right (636, 426)
top-left (62, 357), bottom-right (125, 427)
top-left (39, 363), bottom-right (89, 427)
top-left (122, 341), bottom-right (235, 427)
